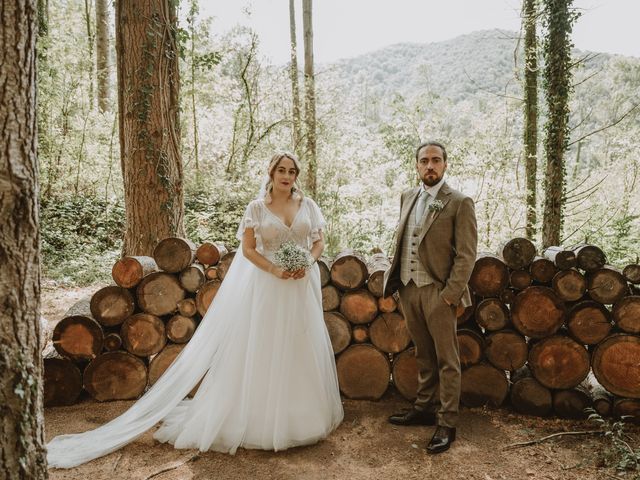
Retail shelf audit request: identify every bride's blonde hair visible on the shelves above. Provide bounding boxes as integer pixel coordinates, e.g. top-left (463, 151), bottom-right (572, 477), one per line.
top-left (263, 151), bottom-right (304, 204)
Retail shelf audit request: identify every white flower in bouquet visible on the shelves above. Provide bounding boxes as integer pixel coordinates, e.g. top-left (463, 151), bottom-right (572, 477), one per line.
top-left (274, 241), bottom-right (313, 271)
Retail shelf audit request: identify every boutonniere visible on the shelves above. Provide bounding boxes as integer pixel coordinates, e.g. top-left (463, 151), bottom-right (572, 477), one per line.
top-left (429, 200), bottom-right (444, 212)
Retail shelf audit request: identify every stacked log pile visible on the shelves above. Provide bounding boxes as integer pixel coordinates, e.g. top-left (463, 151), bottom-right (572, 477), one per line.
top-left (45, 236), bottom-right (640, 423)
top-left (44, 238), bottom-right (228, 405)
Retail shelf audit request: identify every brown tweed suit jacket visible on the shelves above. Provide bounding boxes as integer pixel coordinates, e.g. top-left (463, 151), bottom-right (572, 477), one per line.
top-left (382, 181), bottom-right (477, 307)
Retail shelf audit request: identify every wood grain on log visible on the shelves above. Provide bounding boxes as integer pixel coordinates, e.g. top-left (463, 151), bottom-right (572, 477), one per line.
top-left (623, 264), bottom-right (640, 285)
top-left (528, 335), bottom-right (590, 389)
top-left (553, 385), bottom-right (591, 419)
top-left (103, 332), bottom-right (123, 352)
top-left (339, 289), bottom-right (378, 325)
top-left (321, 284), bottom-right (341, 311)
top-left (351, 325), bottom-right (370, 344)
top-left (53, 298), bottom-right (104, 361)
top-left (592, 333), bottom-right (640, 398)
top-left (204, 267), bottom-right (218, 280)
top-left (83, 351), bottom-right (148, 401)
top-left (369, 312), bottom-right (411, 354)
top-left (137, 272), bottom-right (186, 316)
top-left (90, 285), bottom-right (136, 327)
top-left (530, 256), bottom-right (558, 284)
top-left (457, 327), bottom-right (485, 368)
top-left (121, 313), bottom-right (166, 357)
top-left (484, 330), bottom-right (527, 371)
top-left (378, 295), bottom-right (398, 313)
top-left (612, 296), bottom-right (640, 334)
top-left (469, 253), bottom-right (509, 297)
top-left (112, 256), bottom-right (159, 288)
top-left (330, 250), bottom-right (368, 291)
top-left (216, 251), bottom-right (236, 280)
top-left (475, 298), bottom-right (510, 331)
top-left (587, 266), bottom-right (628, 305)
top-left (177, 298), bottom-right (197, 317)
top-left (195, 280), bottom-right (221, 316)
top-left (195, 241), bottom-right (228, 266)
top-left (336, 344), bottom-right (390, 400)
top-left (366, 253), bottom-right (391, 297)
top-left (552, 269), bottom-right (586, 302)
top-left (166, 315), bottom-right (197, 343)
top-left (566, 301), bottom-right (612, 345)
top-left (543, 246), bottom-right (576, 270)
top-left (512, 287), bottom-right (566, 339)
top-left (612, 398), bottom-right (640, 424)
top-left (153, 237), bottom-right (196, 273)
top-left (323, 312), bottom-right (352, 355)
top-left (44, 356), bottom-right (83, 406)
top-left (573, 244), bottom-right (607, 272)
top-left (501, 237), bottom-right (536, 270)
top-left (510, 366), bottom-right (552, 416)
top-left (392, 347), bottom-right (418, 401)
top-left (510, 269), bottom-right (533, 290)
top-left (317, 257), bottom-right (332, 287)
top-left (460, 363), bottom-right (509, 407)
top-left (179, 263), bottom-right (205, 293)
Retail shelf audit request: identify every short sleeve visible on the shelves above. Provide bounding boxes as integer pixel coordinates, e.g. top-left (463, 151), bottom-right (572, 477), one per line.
top-left (307, 198), bottom-right (326, 243)
top-left (236, 200), bottom-right (262, 242)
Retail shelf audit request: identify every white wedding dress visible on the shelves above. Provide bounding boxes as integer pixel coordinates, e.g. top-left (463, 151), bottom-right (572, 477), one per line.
top-left (47, 196), bottom-right (343, 468)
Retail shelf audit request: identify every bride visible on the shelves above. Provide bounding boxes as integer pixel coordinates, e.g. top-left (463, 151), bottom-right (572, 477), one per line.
top-left (47, 151), bottom-right (344, 468)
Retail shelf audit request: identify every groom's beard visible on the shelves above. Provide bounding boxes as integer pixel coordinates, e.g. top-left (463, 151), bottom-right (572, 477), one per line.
top-left (422, 172), bottom-right (443, 187)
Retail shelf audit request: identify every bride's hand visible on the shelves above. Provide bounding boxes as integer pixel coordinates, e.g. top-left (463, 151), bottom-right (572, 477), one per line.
top-left (289, 268), bottom-right (306, 280)
top-left (270, 266), bottom-right (291, 279)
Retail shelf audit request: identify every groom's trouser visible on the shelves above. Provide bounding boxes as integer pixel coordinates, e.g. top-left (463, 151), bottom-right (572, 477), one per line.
top-left (399, 281), bottom-right (460, 428)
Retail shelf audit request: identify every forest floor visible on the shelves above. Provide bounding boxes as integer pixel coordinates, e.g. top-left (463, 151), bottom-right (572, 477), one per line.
top-left (43, 282), bottom-right (639, 480)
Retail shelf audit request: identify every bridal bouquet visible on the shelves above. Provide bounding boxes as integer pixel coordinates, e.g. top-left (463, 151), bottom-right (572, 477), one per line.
top-left (274, 241), bottom-right (314, 271)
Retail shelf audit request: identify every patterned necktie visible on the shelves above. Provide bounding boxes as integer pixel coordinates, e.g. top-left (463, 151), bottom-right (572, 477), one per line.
top-left (415, 191), bottom-right (429, 220)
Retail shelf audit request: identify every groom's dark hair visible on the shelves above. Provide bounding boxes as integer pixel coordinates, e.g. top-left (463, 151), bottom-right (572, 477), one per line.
top-left (415, 141), bottom-right (447, 163)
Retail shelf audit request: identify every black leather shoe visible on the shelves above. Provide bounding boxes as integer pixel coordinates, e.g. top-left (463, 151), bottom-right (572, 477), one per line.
top-left (388, 408), bottom-right (436, 426)
top-left (426, 426), bottom-right (456, 454)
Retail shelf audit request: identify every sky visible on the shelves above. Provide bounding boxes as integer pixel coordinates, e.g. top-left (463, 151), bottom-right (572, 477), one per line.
top-left (198, 0), bottom-right (639, 64)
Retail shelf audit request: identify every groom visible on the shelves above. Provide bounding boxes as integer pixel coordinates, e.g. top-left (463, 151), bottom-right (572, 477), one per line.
top-left (383, 141), bottom-right (477, 454)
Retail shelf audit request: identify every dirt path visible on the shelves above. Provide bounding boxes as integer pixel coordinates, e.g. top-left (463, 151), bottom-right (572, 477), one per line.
top-left (45, 393), bottom-right (625, 480)
top-left (42, 284), bottom-right (634, 480)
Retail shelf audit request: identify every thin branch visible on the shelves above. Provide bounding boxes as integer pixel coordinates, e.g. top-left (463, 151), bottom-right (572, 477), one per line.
top-left (503, 430), bottom-right (603, 450)
top-left (462, 68), bottom-right (523, 102)
top-left (569, 52), bottom-right (600, 69)
top-left (144, 454), bottom-right (200, 480)
top-left (568, 102), bottom-right (640, 147)
top-left (572, 68), bottom-right (602, 88)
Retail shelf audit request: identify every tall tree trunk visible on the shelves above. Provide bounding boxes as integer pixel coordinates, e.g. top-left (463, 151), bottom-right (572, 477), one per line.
top-left (188, 0), bottom-right (199, 171)
top-left (541, 0), bottom-right (575, 248)
top-left (36, 0), bottom-right (48, 37)
top-left (523, 0), bottom-right (538, 240)
top-left (302, 0), bottom-right (317, 196)
top-left (96, 0), bottom-right (110, 112)
top-left (289, 0), bottom-right (302, 158)
top-left (0, 1), bottom-right (48, 477)
top-left (84, 0), bottom-right (95, 107)
top-left (116, 0), bottom-right (185, 256)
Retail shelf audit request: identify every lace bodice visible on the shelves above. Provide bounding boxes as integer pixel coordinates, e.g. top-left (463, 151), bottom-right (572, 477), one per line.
top-left (236, 197), bottom-right (326, 261)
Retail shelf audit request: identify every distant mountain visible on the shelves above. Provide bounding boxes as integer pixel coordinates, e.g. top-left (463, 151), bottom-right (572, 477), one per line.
top-left (324, 29), bottom-right (639, 121)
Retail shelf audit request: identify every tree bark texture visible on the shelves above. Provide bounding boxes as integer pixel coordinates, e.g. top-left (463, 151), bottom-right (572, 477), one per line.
top-left (0, 0), bottom-right (48, 476)
top-left (96, 0), bottom-right (110, 112)
top-left (116, 0), bottom-right (185, 256)
top-left (523, 0), bottom-right (538, 239)
top-left (302, 0), bottom-right (317, 196)
top-left (541, 0), bottom-right (575, 247)
top-left (288, 0), bottom-right (302, 157)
